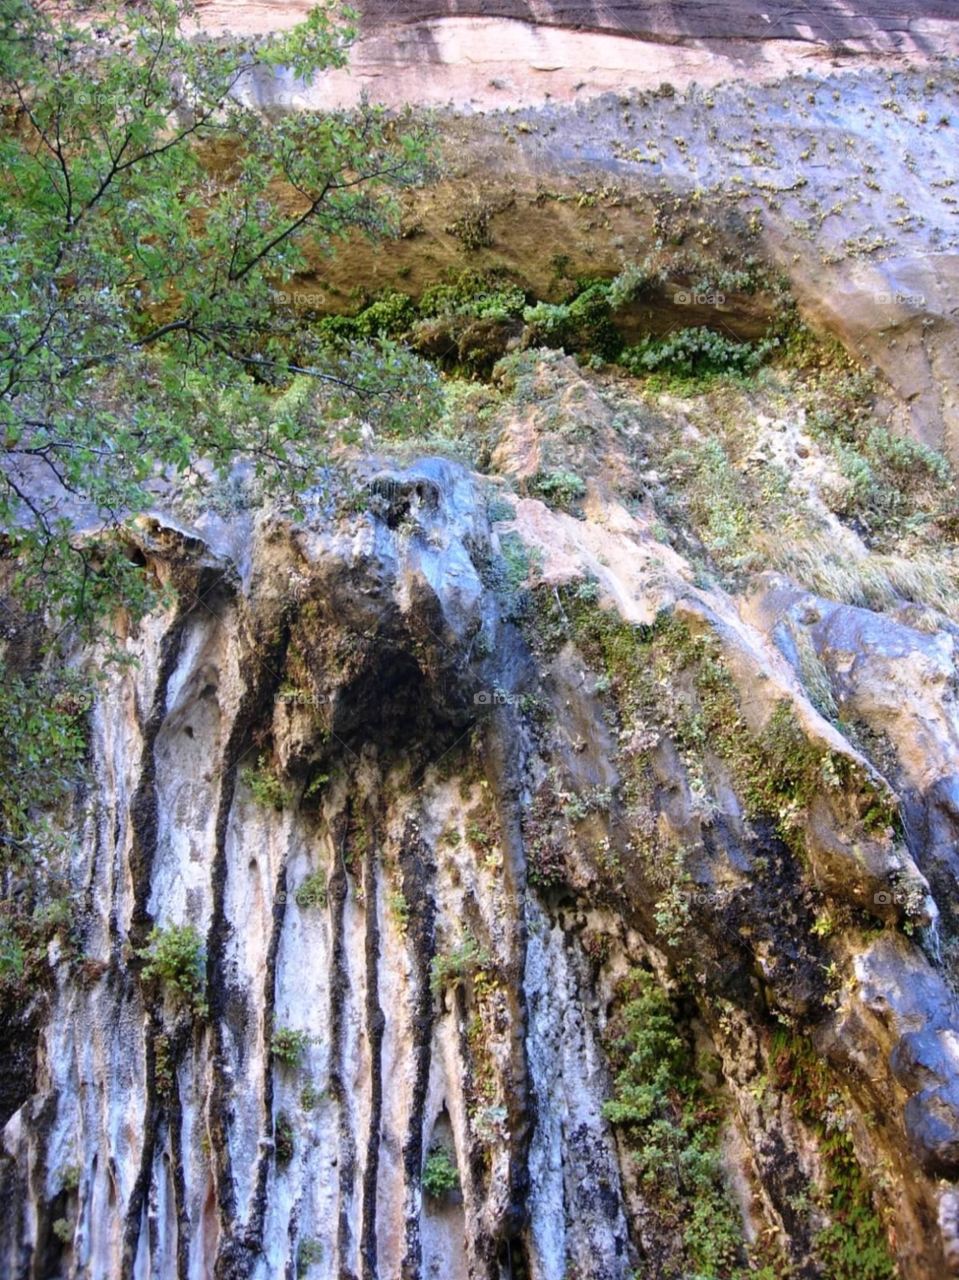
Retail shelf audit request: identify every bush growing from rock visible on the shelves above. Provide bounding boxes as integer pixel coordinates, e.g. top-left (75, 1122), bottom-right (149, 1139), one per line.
top-left (422, 1145), bottom-right (459, 1198)
top-left (136, 924), bottom-right (208, 1018)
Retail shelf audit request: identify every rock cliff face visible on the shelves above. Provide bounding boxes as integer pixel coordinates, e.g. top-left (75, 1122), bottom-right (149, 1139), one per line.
top-left (4, 347), bottom-right (959, 1278)
top-left (4, 3), bottom-right (959, 1280)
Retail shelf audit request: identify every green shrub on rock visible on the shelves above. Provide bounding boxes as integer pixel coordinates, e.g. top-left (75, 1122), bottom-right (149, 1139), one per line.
top-left (523, 282), bottom-right (621, 358)
top-left (296, 1237), bottom-right (323, 1276)
top-left (275, 1111), bottom-right (295, 1165)
top-left (620, 327), bottom-right (778, 381)
top-left (772, 1036), bottom-right (895, 1280)
top-left (271, 1026), bottom-right (313, 1068)
top-left (243, 756), bottom-right (292, 810)
top-left (136, 924), bottom-right (208, 1018)
top-left (602, 970), bottom-right (748, 1278)
top-left (422, 1144), bottom-right (459, 1198)
top-left (528, 469), bottom-right (587, 511)
top-left (429, 932), bottom-right (490, 996)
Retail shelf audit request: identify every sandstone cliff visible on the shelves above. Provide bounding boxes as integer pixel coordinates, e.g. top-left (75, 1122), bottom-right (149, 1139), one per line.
top-left (3, 3), bottom-right (959, 1279)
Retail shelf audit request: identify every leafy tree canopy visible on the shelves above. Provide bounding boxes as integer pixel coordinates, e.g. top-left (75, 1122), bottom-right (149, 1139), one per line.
top-left (0, 0), bottom-right (440, 633)
top-left (0, 0), bottom-right (439, 911)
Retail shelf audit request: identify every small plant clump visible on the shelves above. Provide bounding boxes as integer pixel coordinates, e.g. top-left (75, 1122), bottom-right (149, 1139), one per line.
top-left (274, 1111), bottom-right (295, 1165)
top-left (154, 1033), bottom-right (175, 1098)
top-left (303, 771), bottom-right (330, 800)
top-left (527, 838), bottom-right (566, 889)
top-left (620, 327), bottom-right (779, 382)
top-left (388, 889), bottom-right (410, 932)
top-left (445, 203), bottom-right (493, 250)
top-left (772, 1035), bottom-right (895, 1280)
top-left (528, 468), bottom-right (587, 511)
top-left (561, 785), bottom-right (612, 822)
top-left (297, 1237), bottom-right (324, 1276)
top-left (271, 1026), bottom-right (313, 1068)
top-left (136, 924), bottom-right (208, 1018)
top-left (602, 970), bottom-right (752, 1277)
top-left (606, 257), bottom-right (662, 309)
top-left (429, 931), bottom-right (491, 996)
top-left (315, 289), bottom-right (416, 342)
top-left (295, 870), bottom-right (328, 909)
top-left (522, 282), bottom-right (621, 358)
top-left (662, 438), bottom-right (751, 570)
top-left (497, 531), bottom-right (534, 596)
top-left (300, 1080), bottom-right (324, 1109)
top-left (420, 270), bottom-right (526, 322)
top-left (487, 494), bottom-right (517, 523)
top-left (243, 755), bottom-right (292, 810)
top-left (825, 424), bottom-right (956, 546)
top-left (52, 1217), bottom-right (73, 1245)
top-left (422, 1144), bottom-right (460, 1198)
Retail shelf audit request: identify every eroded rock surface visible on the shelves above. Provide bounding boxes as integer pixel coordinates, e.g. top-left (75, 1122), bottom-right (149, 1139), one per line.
top-left (2, 374), bottom-right (959, 1276)
top-left (4, 0), bottom-right (959, 1274)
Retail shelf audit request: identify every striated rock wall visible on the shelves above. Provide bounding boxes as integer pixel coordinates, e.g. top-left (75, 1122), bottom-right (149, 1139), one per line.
top-left (226, 61), bottom-right (959, 468)
top-left (197, 0), bottom-right (959, 51)
top-left (3, 2), bottom-right (959, 1275)
top-left (3, 394), bottom-right (959, 1276)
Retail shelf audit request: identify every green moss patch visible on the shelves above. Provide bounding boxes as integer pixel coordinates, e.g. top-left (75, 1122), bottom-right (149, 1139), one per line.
top-left (602, 970), bottom-right (759, 1278)
top-left (772, 1036), bottom-right (895, 1280)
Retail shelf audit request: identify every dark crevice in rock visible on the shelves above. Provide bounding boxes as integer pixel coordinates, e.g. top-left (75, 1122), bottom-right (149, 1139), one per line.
top-left (360, 810), bottom-right (385, 1280)
top-left (246, 852), bottom-right (290, 1260)
top-left (120, 595), bottom-right (191, 1279)
top-left (167, 1034), bottom-right (192, 1280)
top-left (0, 1002), bottom-right (41, 1133)
top-left (284, 1201), bottom-right (300, 1280)
top-left (128, 609), bottom-right (189, 936)
top-left (208, 617), bottom-right (290, 1280)
top-left (12, 1090), bottom-right (58, 1280)
top-left (327, 806), bottom-right (358, 1280)
top-left (452, 980), bottom-right (486, 1241)
top-left (398, 818), bottom-right (436, 1279)
top-left (485, 697), bottom-right (535, 1245)
top-left (108, 803), bottom-right (125, 952)
top-left (120, 1016), bottom-right (161, 1279)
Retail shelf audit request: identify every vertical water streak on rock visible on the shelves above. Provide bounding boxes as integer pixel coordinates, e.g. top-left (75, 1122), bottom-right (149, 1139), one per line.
top-left (121, 611), bottom-right (188, 1278)
top-left (167, 1036), bottom-right (192, 1280)
top-left (452, 980), bottom-right (482, 1238)
top-left (398, 824), bottom-right (436, 1279)
top-left (208, 632), bottom-right (287, 1280)
top-left (485, 694), bottom-right (535, 1244)
top-left (207, 752), bottom-right (241, 1280)
top-left (327, 808), bottom-right (357, 1278)
top-left (284, 1202), bottom-right (300, 1280)
top-left (24, 1091), bottom-right (58, 1280)
top-left (120, 1021), bottom-right (162, 1279)
top-left (360, 809), bottom-right (385, 1280)
top-left (76, 753), bottom-right (103, 955)
top-left (128, 612), bottom-right (189, 931)
top-left (108, 806), bottom-right (124, 951)
top-left (242, 855), bottom-right (289, 1258)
